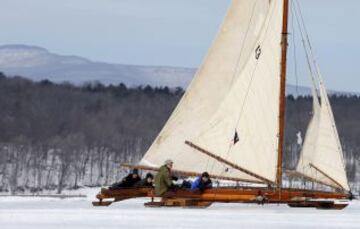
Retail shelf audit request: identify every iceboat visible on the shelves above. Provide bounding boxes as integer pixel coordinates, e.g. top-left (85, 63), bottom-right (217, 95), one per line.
top-left (93, 0), bottom-right (352, 209)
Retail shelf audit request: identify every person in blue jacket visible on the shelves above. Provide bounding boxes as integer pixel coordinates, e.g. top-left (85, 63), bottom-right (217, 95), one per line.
top-left (191, 172), bottom-right (212, 192)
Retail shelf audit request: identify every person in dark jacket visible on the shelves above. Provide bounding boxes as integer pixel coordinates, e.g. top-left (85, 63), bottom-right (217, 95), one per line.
top-left (154, 159), bottom-right (173, 196)
top-left (134, 173), bottom-right (154, 187)
top-left (109, 169), bottom-right (141, 189)
top-left (190, 172), bottom-right (212, 192)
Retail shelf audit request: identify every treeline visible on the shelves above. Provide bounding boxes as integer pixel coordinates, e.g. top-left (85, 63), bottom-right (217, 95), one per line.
top-left (0, 73), bottom-right (359, 194)
top-left (0, 73), bottom-right (182, 194)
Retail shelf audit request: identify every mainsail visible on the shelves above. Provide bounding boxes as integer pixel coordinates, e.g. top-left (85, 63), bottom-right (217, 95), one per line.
top-left (296, 80), bottom-right (350, 191)
top-left (140, 0), bottom-right (285, 183)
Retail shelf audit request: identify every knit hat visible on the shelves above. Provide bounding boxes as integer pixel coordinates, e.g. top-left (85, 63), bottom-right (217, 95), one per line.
top-left (145, 173), bottom-right (154, 179)
top-left (201, 172), bottom-right (210, 178)
top-left (164, 159), bottom-right (173, 165)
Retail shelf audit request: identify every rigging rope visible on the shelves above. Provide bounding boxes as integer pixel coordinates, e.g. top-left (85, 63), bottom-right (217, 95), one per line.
top-left (229, 1), bottom-right (259, 86)
top-left (289, 0), bottom-right (306, 170)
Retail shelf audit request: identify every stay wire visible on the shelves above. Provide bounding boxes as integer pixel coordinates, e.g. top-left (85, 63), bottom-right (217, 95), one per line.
top-left (290, 0), bottom-right (304, 137)
top-left (292, 0), bottom-right (320, 182)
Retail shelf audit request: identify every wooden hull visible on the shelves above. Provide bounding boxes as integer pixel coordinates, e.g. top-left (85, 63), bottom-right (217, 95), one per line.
top-left (92, 186), bottom-right (350, 209)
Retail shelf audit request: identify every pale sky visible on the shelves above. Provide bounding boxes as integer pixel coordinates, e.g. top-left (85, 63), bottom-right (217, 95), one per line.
top-left (0, 0), bottom-right (359, 92)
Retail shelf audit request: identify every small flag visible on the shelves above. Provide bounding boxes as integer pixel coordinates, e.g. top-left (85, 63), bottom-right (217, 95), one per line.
top-left (233, 130), bottom-right (239, 144)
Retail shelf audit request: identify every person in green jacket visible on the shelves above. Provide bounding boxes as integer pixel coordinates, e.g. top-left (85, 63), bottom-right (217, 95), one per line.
top-left (154, 159), bottom-right (173, 196)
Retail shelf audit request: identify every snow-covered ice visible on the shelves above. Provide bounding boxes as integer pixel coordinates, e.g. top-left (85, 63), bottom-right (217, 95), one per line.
top-left (1, 188), bottom-right (359, 229)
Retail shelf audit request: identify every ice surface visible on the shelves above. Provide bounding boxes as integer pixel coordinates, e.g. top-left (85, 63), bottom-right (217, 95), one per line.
top-left (1, 189), bottom-right (359, 229)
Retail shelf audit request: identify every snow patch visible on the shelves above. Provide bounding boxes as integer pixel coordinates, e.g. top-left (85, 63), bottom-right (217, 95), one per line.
top-left (0, 196), bottom-right (359, 229)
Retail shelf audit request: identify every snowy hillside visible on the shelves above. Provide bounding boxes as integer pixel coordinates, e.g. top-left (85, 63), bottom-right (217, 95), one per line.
top-left (1, 44), bottom-right (358, 96)
top-left (0, 45), bottom-right (195, 88)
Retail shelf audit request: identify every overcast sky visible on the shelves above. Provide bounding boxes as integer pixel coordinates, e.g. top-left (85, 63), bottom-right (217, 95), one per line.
top-left (0, 0), bottom-right (359, 92)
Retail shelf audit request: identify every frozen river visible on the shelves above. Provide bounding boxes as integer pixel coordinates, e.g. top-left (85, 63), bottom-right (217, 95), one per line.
top-left (1, 190), bottom-right (359, 229)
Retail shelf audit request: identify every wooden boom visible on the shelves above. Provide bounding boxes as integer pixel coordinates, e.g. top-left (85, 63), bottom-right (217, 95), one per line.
top-left (285, 170), bottom-right (343, 191)
top-left (121, 163), bottom-right (264, 184)
top-left (309, 163), bottom-right (344, 190)
top-left (185, 141), bottom-right (276, 185)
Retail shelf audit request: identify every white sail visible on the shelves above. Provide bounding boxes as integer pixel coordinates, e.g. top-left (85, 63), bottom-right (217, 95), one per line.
top-left (296, 82), bottom-right (350, 191)
top-left (189, 0), bottom-right (284, 182)
top-left (295, 86), bottom-right (323, 182)
top-left (140, 0), bottom-right (284, 182)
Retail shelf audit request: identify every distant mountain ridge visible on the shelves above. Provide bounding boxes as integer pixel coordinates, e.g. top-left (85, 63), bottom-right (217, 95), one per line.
top-left (0, 44), bottom-right (357, 96)
top-left (0, 44), bottom-right (196, 88)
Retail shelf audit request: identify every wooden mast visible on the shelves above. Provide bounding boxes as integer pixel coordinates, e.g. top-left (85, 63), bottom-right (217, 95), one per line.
top-left (276, 0), bottom-right (290, 189)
